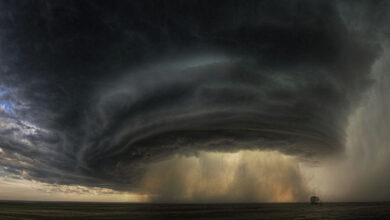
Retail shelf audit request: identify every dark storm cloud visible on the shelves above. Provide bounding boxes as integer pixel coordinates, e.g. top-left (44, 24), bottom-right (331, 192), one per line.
top-left (0, 0), bottom-right (385, 190)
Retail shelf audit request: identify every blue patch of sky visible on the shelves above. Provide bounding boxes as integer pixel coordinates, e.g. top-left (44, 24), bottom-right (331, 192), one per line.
top-left (0, 87), bottom-right (14, 114)
top-left (0, 100), bottom-right (14, 113)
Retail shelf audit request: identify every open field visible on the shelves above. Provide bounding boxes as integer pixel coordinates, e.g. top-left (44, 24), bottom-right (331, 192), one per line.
top-left (0, 201), bottom-right (389, 219)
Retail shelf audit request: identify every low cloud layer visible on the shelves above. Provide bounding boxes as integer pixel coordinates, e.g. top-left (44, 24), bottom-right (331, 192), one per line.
top-left (0, 0), bottom-right (389, 201)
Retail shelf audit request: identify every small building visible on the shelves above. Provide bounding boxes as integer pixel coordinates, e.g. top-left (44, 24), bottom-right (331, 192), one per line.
top-left (310, 196), bottom-right (320, 205)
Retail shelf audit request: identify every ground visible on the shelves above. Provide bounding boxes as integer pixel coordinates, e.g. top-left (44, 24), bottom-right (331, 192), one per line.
top-left (0, 201), bottom-right (389, 219)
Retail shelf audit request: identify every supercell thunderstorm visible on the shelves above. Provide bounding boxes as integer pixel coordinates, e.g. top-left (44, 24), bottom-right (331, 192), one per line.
top-left (0, 0), bottom-right (389, 201)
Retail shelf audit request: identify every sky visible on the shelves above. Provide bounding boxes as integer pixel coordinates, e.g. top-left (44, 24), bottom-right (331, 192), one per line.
top-left (0, 0), bottom-right (390, 202)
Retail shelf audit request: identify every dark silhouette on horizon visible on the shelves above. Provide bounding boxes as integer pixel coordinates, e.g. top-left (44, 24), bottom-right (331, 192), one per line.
top-left (310, 196), bottom-right (321, 205)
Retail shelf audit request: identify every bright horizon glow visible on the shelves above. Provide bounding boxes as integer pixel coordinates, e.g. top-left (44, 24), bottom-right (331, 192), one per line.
top-left (0, 177), bottom-right (149, 203)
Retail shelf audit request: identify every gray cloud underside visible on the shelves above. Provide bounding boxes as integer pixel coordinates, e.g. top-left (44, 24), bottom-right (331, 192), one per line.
top-left (0, 0), bottom-right (387, 190)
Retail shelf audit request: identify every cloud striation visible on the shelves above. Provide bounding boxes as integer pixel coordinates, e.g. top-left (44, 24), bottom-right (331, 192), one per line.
top-left (0, 0), bottom-right (387, 198)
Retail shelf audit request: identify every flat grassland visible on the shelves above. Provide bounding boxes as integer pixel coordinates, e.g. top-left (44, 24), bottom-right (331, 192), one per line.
top-left (0, 201), bottom-right (389, 219)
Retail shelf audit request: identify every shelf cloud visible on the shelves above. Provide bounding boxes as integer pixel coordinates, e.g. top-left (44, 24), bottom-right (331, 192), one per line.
top-left (0, 0), bottom-right (388, 201)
